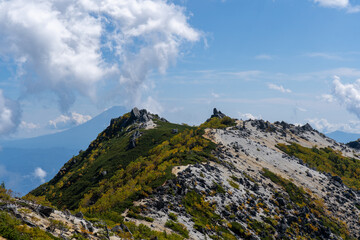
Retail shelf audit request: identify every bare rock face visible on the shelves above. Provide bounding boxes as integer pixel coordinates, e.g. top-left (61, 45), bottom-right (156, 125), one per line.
top-left (129, 130), bottom-right (142, 149)
top-left (129, 107), bottom-right (150, 123)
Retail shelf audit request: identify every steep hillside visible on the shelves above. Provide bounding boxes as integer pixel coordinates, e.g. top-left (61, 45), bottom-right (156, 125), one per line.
top-left (2, 108), bottom-right (360, 240)
top-left (0, 106), bottom-right (127, 195)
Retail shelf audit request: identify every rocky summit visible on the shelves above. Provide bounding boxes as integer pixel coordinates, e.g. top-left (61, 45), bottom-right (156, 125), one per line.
top-left (1, 108), bottom-right (360, 240)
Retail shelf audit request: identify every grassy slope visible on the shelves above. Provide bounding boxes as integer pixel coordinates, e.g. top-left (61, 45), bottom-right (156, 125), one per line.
top-left (30, 115), bottom-right (194, 210)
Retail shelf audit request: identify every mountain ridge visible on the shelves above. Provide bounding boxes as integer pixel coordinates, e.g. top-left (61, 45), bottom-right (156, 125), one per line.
top-left (0, 108), bottom-right (359, 240)
top-left (326, 130), bottom-right (360, 144)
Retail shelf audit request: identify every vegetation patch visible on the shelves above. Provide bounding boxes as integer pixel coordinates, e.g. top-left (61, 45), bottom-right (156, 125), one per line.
top-left (229, 222), bottom-right (250, 238)
top-left (0, 211), bottom-right (60, 240)
top-left (125, 222), bottom-right (184, 240)
top-left (277, 142), bottom-right (360, 190)
top-left (127, 210), bottom-right (154, 222)
top-left (200, 116), bottom-right (236, 129)
top-left (262, 168), bottom-right (308, 207)
top-left (212, 181), bottom-right (226, 194)
top-left (165, 220), bottom-right (189, 238)
top-left (168, 212), bottom-right (178, 221)
top-left (182, 190), bottom-right (236, 239)
top-left (228, 179), bottom-right (239, 189)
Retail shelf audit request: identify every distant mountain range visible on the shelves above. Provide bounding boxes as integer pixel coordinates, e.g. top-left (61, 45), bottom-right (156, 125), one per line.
top-left (0, 106), bottom-right (127, 195)
top-left (326, 130), bottom-right (360, 144)
top-left (1, 106), bottom-right (128, 150)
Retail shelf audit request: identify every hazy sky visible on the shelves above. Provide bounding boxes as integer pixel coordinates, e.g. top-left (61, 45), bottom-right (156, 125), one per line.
top-left (1, 0), bottom-right (360, 138)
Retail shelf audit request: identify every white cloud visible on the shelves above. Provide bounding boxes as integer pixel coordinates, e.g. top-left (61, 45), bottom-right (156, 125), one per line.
top-left (19, 121), bottom-right (39, 130)
top-left (308, 118), bottom-right (360, 133)
top-left (239, 112), bottom-right (261, 120)
top-left (0, 89), bottom-right (20, 135)
top-left (314, 0), bottom-right (349, 8)
top-left (0, 0), bottom-right (200, 112)
top-left (268, 83), bottom-right (292, 93)
top-left (33, 167), bottom-right (47, 183)
top-left (255, 54), bottom-right (273, 60)
top-left (49, 112), bottom-right (92, 129)
top-left (331, 76), bottom-right (360, 118)
top-left (313, 0), bottom-right (360, 12)
top-left (321, 94), bottom-right (335, 102)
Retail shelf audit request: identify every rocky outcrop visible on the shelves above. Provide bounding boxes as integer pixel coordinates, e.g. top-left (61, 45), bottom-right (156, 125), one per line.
top-left (109, 107), bottom-right (166, 130)
top-left (0, 198), bottom-right (122, 240)
top-left (210, 108), bottom-right (226, 119)
top-left (346, 139), bottom-right (360, 150)
top-left (37, 205), bottom-right (54, 217)
top-left (129, 130), bottom-right (142, 149)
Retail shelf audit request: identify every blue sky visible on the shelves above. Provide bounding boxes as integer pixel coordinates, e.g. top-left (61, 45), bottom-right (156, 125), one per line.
top-left (1, 0), bottom-right (360, 138)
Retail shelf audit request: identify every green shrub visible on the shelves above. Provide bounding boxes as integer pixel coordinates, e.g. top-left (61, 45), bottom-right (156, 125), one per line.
top-left (168, 212), bottom-right (178, 221)
top-left (262, 168), bottom-right (308, 206)
top-left (229, 222), bottom-right (247, 237)
top-left (165, 220), bottom-right (189, 238)
top-left (127, 210), bottom-right (154, 222)
top-left (0, 211), bottom-right (59, 240)
top-left (200, 116), bottom-right (236, 129)
top-left (228, 180), bottom-right (239, 189)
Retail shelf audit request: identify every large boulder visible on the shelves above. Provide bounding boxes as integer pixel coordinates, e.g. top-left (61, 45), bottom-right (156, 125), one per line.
top-left (301, 123), bottom-right (314, 132)
top-left (131, 107), bottom-right (140, 118)
top-left (37, 205), bottom-right (54, 217)
top-left (75, 211), bottom-right (84, 219)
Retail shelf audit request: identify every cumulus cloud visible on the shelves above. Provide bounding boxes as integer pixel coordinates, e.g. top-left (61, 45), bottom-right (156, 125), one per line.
top-left (33, 167), bottom-right (46, 183)
top-left (313, 0), bottom-right (360, 12)
top-left (0, 0), bottom-right (200, 121)
top-left (331, 76), bottom-right (360, 118)
top-left (268, 83), bottom-right (292, 93)
top-left (0, 89), bottom-right (21, 135)
top-left (239, 112), bottom-right (261, 120)
top-left (49, 112), bottom-right (92, 129)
